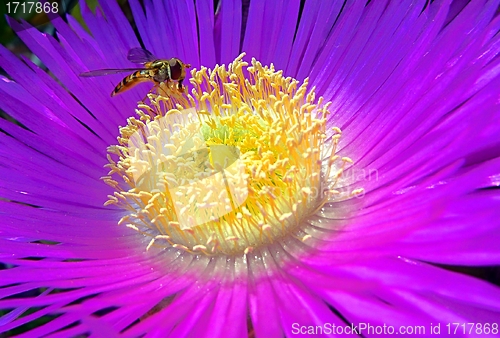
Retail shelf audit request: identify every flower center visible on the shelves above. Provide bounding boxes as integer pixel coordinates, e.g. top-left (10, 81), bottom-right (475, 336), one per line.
top-left (103, 54), bottom-right (358, 255)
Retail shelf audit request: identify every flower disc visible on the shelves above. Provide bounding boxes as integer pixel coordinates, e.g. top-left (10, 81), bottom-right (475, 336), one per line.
top-left (104, 54), bottom-right (358, 255)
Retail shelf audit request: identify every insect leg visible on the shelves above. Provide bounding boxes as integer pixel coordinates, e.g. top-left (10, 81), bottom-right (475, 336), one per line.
top-left (166, 64), bottom-right (172, 81)
top-left (157, 83), bottom-right (170, 97)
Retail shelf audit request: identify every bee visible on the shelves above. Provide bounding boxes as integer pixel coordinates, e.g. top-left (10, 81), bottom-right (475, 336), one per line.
top-left (79, 48), bottom-right (191, 97)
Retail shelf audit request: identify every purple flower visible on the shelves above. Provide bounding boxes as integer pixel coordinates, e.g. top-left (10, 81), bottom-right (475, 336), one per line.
top-left (1, 0), bottom-right (500, 337)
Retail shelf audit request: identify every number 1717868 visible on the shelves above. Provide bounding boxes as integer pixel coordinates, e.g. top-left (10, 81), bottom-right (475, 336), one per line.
top-left (6, 2), bottom-right (59, 14)
top-left (446, 323), bottom-right (498, 335)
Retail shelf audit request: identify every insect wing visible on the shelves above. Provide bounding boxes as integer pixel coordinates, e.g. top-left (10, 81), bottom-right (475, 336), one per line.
top-left (79, 68), bottom-right (143, 77)
top-left (127, 48), bottom-right (156, 64)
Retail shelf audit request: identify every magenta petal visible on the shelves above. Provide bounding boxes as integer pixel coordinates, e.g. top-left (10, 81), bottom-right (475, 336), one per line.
top-left (248, 256), bottom-right (283, 337)
top-left (287, 256), bottom-right (500, 327)
top-left (195, 0), bottom-right (216, 66)
top-left (286, 0), bottom-right (347, 79)
top-left (215, 0), bottom-right (242, 65)
top-left (204, 257), bottom-right (248, 338)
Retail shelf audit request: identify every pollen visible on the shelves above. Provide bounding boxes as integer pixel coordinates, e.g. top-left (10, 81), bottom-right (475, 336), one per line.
top-left (103, 54), bottom-right (358, 255)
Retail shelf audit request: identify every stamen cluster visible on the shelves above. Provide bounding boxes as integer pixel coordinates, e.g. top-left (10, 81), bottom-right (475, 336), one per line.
top-left (103, 54), bottom-right (353, 255)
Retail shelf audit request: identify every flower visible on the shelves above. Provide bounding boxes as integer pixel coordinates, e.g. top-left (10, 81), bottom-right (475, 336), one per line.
top-left (1, 0), bottom-right (500, 337)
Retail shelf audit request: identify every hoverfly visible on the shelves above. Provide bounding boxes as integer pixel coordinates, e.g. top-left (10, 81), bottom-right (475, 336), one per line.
top-left (79, 48), bottom-right (191, 97)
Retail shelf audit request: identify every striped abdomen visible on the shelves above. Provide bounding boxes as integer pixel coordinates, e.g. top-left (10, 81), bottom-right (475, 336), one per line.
top-left (111, 70), bottom-right (152, 96)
